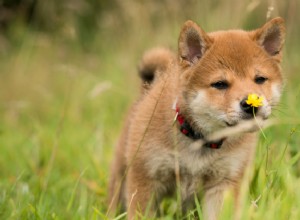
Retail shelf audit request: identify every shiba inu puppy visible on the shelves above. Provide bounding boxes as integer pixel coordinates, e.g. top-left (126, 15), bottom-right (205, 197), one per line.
top-left (108, 17), bottom-right (285, 220)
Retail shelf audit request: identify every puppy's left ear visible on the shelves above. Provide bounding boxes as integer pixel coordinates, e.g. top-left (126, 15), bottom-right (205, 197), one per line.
top-left (253, 17), bottom-right (285, 61)
top-left (178, 21), bottom-right (213, 67)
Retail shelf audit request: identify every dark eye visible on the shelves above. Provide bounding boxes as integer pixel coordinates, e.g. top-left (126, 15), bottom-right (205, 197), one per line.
top-left (211, 81), bottom-right (229, 90)
top-left (255, 76), bottom-right (268, 84)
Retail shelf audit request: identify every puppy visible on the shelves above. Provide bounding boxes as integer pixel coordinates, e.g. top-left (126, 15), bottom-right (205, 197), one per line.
top-left (108, 17), bottom-right (285, 220)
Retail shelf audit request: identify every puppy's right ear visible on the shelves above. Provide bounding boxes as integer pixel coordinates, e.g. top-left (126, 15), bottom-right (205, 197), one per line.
top-left (178, 21), bottom-right (213, 66)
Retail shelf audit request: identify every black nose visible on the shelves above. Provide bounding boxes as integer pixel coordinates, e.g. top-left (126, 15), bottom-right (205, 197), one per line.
top-left (240, 98), bottom-right (258, 116)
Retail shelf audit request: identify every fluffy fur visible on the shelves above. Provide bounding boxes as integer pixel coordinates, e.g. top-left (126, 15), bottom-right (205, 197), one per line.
top-left (108, 17), bottom-right (285, 220)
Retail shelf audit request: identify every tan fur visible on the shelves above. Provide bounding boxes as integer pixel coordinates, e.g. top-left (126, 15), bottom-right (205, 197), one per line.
top-left (108, 18), bottom-right (285, 219)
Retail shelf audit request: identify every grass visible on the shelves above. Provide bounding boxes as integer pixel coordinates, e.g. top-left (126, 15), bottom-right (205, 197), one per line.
top-left (0, 1), bottom-right (300, 219)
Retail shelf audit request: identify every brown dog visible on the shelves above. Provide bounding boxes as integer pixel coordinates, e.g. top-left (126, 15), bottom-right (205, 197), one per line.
top-left (108, 18), bottom-right (285, 219)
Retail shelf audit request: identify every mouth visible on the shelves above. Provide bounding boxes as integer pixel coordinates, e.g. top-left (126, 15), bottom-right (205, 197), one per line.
top-left (225, 121), bottom-right (238, 127)
top-left (225, 115), bottom-right (269, 127)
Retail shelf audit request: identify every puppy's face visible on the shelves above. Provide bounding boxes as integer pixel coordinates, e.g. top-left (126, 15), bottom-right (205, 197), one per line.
top-left (178, 18), bottom-right (285, 133)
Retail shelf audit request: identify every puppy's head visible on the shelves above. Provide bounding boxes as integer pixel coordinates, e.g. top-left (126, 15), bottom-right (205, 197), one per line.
top-left (178, 18), bottom-right (285, 133)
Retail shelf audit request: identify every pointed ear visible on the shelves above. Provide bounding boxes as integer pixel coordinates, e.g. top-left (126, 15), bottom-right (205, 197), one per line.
top-left (253, 17), bottom-right (285, 59)
top-left (178, 20), bottom-right (213, 66)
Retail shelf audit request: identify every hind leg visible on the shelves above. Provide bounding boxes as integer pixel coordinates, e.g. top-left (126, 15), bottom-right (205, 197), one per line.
top-left (126, 167), bottom-right (159, 219)
top-left (107, 153), bottom-right (126, 216)
top-left (107, 119), bottom-right (130, 216)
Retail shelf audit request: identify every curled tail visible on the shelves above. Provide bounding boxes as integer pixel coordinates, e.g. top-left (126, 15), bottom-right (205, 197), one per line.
top-left (138, 47), bottom-right (175, 85)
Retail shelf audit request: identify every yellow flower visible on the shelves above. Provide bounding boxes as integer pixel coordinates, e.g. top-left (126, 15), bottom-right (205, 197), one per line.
top-left (246, 93), bottom-right (264, 107)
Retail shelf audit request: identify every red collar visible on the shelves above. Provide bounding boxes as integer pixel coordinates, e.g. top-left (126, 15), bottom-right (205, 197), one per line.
top-left (175, 106), bottom-right (224, 149)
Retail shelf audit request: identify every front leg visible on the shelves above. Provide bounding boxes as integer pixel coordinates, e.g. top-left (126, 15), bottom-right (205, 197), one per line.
top-left (202, 183), bottom-right (229, 220)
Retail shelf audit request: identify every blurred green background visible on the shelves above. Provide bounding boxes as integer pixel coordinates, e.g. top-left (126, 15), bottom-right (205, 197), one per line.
top-left (0, 0), bottom-right (299, 219)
